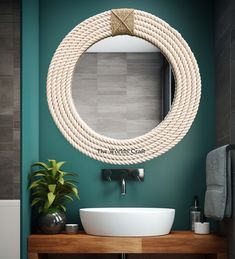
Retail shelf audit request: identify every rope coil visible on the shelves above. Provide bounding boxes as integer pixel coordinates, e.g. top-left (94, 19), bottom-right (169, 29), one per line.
top-left (47, 9), bottom-right (201, 164)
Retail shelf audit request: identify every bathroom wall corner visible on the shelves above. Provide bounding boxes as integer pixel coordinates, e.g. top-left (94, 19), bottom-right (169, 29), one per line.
top-left (21, 0), bottom-right (39, 258)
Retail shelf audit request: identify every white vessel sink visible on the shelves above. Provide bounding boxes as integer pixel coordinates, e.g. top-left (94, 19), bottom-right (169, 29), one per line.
top-left (80, 207), bottom-right (175, 237)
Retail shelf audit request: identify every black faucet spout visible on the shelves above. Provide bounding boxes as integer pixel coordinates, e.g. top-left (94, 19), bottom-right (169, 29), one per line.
top-left (121, 178), bottom-right (126, 195)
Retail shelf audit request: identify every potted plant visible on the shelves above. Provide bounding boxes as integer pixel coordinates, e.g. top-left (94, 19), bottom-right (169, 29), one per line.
top-left (29, 159), bottom-right (79, 234)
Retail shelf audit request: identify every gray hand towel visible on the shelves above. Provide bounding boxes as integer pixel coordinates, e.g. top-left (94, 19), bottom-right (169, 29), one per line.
top-left (204, 145), bottom-right (232, 220)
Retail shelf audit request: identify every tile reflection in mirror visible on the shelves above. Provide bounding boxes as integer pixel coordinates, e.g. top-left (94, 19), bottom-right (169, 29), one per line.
top-left (72, 37), bottom-right (174, 139)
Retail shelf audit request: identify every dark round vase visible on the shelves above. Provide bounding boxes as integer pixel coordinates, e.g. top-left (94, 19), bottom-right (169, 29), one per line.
top-left (38, 210), bottom-right (66, 234)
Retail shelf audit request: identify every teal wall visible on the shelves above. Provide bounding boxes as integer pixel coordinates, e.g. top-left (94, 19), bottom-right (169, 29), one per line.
top-left (21, 0), bottom-right (39, 258)
top-left (22, 0), bottom-right (215, 257)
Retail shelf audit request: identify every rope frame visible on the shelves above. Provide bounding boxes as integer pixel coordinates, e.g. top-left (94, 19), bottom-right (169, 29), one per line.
top-left (47, 9), bottom-right (201, 165)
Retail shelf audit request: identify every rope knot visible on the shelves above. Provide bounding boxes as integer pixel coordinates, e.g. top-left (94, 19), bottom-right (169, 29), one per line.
top-left (111, 9), bottom-right (134, 36)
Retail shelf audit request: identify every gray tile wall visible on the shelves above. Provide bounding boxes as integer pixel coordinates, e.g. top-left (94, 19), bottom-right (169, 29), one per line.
top-left (215, 0), bottom-right (235, 258)
top-left (72, 53), bottom-right (164, 139)
top-left (0, 0), bottom-right (20, 199)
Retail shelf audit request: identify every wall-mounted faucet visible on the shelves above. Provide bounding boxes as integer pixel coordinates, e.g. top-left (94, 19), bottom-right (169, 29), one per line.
top-left (102, 169), bottom-right (144, 195)
top-left (121, 178), bottom-right (126, 195)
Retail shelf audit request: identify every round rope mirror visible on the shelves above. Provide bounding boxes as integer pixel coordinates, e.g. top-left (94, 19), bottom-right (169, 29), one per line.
top-left (47, 9), bottom-right (201, 165)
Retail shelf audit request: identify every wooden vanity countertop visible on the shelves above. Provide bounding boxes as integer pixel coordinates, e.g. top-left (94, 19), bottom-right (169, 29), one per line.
top-left (28, 231), bottom-right (227, 254)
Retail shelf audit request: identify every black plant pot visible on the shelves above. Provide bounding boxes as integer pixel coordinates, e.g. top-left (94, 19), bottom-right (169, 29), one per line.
top-left (38, 210), bottom-right (66, 234)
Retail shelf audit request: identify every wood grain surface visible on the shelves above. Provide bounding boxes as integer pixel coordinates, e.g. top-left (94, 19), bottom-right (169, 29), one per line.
top-left (28, 231), bottom-right (227, 257)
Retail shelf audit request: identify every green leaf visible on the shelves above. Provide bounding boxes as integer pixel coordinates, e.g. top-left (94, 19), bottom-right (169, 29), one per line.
top-left (63, 172), bottom-right (78, 177)
top-left (58, 204), bottom-right (66, 212)
top-left (65, 182), bottom-right (77, 188)
top-left (64, 195), bottom-right (73, 202)
top-left (48, 184), bottom-right (56, 193)
top-left (29, 179), bottom-right (42, 189)
top-left (30, 169), bottom-right (47, 177)
top-left (65, 179), bottom-right (79, 184)
top-left (58, 176), bottom-right (64, 185)
top-left (31, 186), bottom-right (47, 192)
top-left (32, 190), bottom-right (47, 197)
top-left (49, 159), bottom-right (57, 176)
top-left (71, 187), bottom-right (80, 199)
top-left (56, 161), bottom-right (66, 170)
top-left (72, 187), bottom-right (78, 194)
top-left (34, 173), bottom-right (46, 177)
top-left (32, 162), bottom-right (49, 170)
top-left (47, 192), bottom-right (56, 208)
top-left (57, 170), bottom-right (64, 177)
top-left (29, 179), bottom-right (48, 189)
top-left (31, 197), bottom-right (44, 206)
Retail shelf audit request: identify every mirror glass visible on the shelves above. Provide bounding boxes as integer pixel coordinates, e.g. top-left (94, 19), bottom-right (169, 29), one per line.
top-left (71, 35), bottom-right (174, 139)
